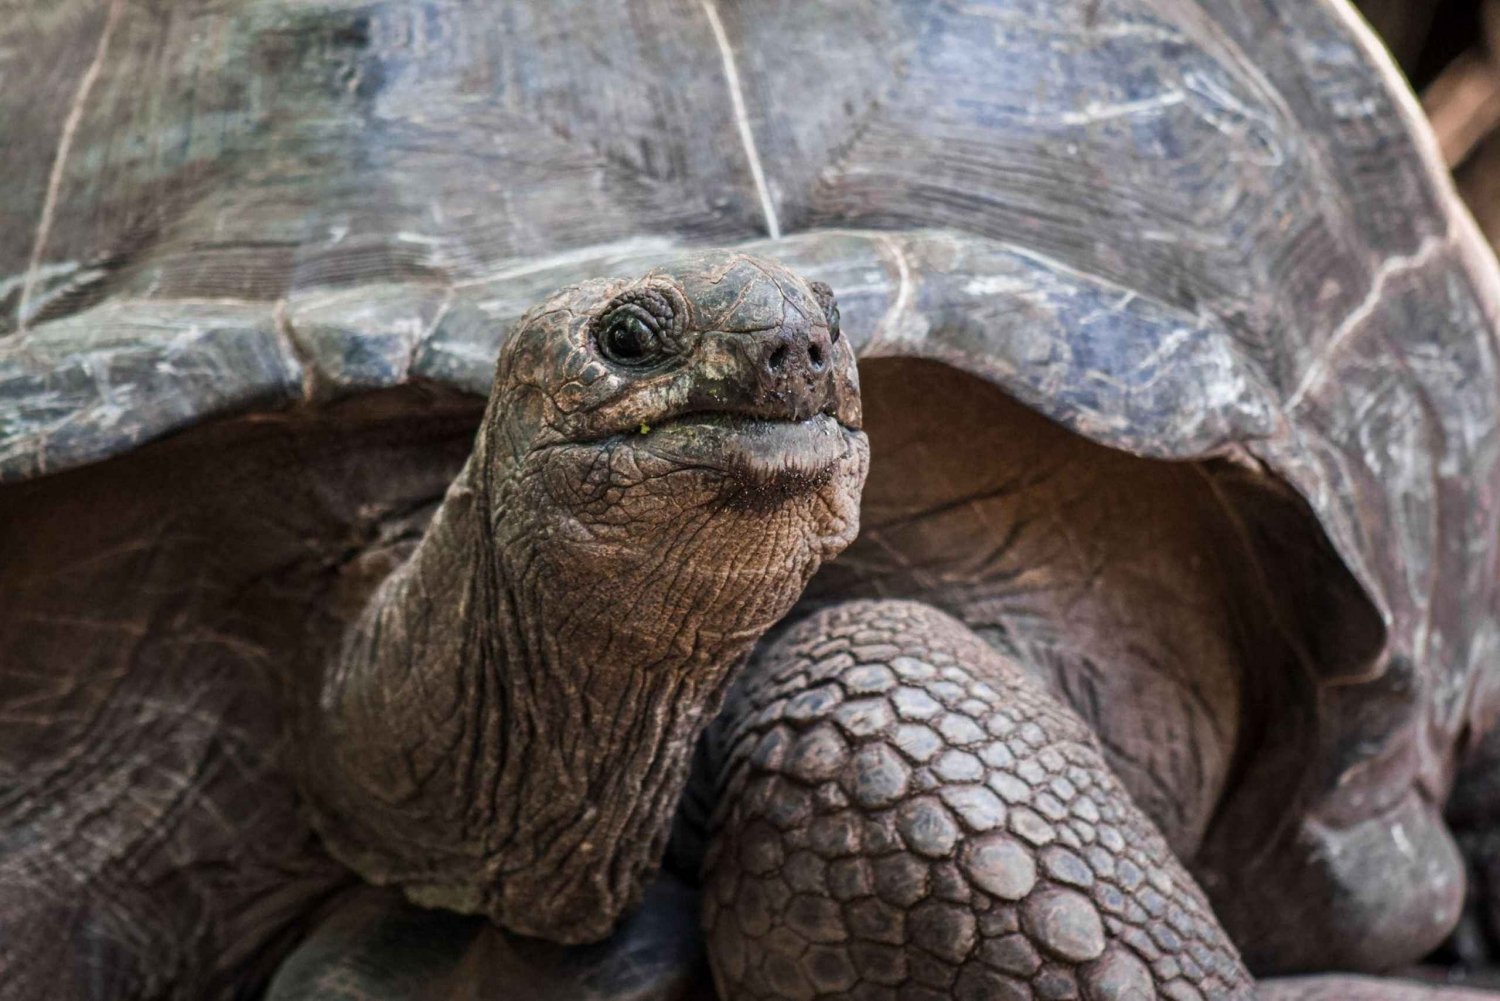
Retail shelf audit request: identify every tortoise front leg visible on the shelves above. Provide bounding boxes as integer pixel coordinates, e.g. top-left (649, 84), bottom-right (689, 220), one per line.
top-left (701, 598), bottom-right (1253, 1000)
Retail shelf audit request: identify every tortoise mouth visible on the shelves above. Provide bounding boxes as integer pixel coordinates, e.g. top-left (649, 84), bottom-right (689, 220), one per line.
top-left (629, 412), bottom-right (860, 489)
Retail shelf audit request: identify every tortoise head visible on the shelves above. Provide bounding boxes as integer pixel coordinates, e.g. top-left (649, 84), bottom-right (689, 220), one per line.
top-left (309, 252), bottom-right (868, 943)
top-left (490, 251), bottom-right (862, 506)
top-left (478, 251), bottom-right (869, 643)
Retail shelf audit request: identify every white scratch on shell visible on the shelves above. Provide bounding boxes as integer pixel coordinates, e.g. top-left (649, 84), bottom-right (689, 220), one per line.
top-left (1053, 91), bottom-right (1186, 126)
top-left (1392, 822), bottom-right (1415, 862)
top-left (699, 0), bottom-right (782, 240)
top-left (1327, 0), bottom-right (1500, 342)
top-left (875, 234), bottom-right (913, 344)
top-left (16, 0), bottom-right (126, 335)
top-left (963, 274), bottom-right (1032, 297)
top-left (452, 237), bottom-right (678, 289)
top-left (1288, 233), bottom-right (1449, 410)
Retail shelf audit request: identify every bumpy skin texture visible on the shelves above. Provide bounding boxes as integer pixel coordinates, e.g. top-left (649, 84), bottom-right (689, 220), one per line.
top-left (305, 253), bottom-right (868, 944)
top-left (703, 600), bottom-right (1252, 1001)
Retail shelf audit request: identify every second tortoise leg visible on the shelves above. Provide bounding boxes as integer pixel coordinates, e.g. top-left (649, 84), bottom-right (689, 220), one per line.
top-left (700, 598), bottom-right (1253, 1001)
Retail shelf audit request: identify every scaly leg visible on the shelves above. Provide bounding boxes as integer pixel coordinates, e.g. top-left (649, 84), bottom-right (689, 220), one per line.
top-left (701, 599), bottom-right (1252, 1000)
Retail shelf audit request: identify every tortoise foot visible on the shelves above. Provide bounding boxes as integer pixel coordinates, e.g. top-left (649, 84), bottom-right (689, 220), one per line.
top-left (264, 876), bottom-right (714, 1001)
top-left (1208, 789), bottom-right (1465, 975)
top-left (702, 598), bottom-right (1252, 1000)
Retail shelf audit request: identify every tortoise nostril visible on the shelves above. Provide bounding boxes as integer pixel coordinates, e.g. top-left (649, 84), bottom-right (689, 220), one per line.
top-left (808, 343), bottom-right (825, 369)
top-left (768, 344), bottom-right (788, 371)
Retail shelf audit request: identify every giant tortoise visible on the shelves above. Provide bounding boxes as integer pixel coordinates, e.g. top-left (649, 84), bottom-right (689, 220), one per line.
top-left (4, 1), bottom-right (1500, 999)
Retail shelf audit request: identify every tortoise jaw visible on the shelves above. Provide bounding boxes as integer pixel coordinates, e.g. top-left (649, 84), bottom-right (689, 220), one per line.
top-left (633, 412), bottom-right (860, 492)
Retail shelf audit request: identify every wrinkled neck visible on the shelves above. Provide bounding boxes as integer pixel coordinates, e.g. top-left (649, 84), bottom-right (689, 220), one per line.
top-left (306, 425), bottom-right (803, 942)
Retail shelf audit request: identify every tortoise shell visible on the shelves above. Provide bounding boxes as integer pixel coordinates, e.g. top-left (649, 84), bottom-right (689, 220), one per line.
top-left (2, 0), bottom-right (1497, 989)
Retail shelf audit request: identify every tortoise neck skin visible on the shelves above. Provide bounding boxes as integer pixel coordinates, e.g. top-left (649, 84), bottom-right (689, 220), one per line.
top-left (305, 253), bottom-right (868, 943)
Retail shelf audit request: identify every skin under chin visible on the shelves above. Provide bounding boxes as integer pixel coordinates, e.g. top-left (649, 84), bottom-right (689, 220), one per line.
top-left (505, 432), bottom-right (869, 669)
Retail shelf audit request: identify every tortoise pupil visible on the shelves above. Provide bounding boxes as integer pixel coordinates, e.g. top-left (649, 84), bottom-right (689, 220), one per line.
top-left (610, 318), bottom-right (647, 357)
top-left (599, 309), bottom-right (662, 365)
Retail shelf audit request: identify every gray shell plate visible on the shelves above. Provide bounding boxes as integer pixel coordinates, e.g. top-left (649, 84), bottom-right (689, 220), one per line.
top-left (3, 0), bottom-right (1499, 840)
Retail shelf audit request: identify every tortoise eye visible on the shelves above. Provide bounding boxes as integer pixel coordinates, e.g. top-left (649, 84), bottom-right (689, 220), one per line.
top-left (810, 280), bottom-right (841, 343)
top-left (594, 288), bottom-right (678, 367)
top-left (599, 309), bottom-right (661, 364)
